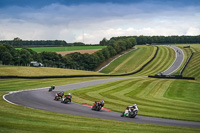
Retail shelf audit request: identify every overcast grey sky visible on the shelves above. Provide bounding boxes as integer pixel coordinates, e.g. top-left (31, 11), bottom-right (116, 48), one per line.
top-left (0, 0), bottom-right (200, 44)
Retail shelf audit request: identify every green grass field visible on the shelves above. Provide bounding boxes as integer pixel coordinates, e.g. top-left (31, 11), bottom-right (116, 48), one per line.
top-left (100, 45), bottom-right (156, 74)
top-left (64, 77), bottom-right (200, 122)
top-left (182, 52), bottom-right (200, 80)
top-left (16, 46), bottom-right (106, 52)
top-left (0, 66), bottom-right (104, 76)
top-left (0, 78), bottom-right (200, 133)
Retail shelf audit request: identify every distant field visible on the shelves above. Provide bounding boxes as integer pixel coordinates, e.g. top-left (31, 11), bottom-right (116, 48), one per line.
top-left (16, 46), bottom-right (106, 52)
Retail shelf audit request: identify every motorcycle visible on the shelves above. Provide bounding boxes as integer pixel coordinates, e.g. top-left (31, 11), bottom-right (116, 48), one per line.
top-left (49, 86), bottom-right (55, 92)
top-left (91, 100), bottom-right (104, 111)
top-left (54, 92), bottom-right (64, 101)
top-left (121, 106), bottom-right (138, 118)
top-left (61, 95), bottom-right (72, 104)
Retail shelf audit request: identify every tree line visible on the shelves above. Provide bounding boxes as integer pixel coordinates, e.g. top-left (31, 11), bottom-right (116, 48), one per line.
top-left (103, 35), bottom-right (200, 45)
top-left (0, 37), bottom-right (88, 48)
top-left (0, 37), bottom-right (136, 71)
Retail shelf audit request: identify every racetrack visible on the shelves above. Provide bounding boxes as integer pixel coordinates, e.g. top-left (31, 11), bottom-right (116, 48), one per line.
top-left (4, 77), bottom-right (200, 128)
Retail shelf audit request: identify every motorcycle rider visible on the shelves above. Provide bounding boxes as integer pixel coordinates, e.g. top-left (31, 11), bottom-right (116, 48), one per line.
top-left (95, 99), bottom-right (104, 107)
top-left (123, 104), bottom-right (139, 117)
top-left (56, 91), bottom-right (64, 98)
top-left (66, 93), bottom-right (72, 98)
top-left (61, 93), bottom-right (72, 103)
top-left (51, 85), bottom-right (55, 90)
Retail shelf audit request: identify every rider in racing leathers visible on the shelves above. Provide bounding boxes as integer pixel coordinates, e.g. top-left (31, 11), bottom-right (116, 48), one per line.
top-left (66, 93), bottom-right (72, 98)
top-left (56, 91), bottom-right (64, 98)
top-left (123, 104), bottom-right (138, 117)
top-left (95, 99), bottom-right (104, 107)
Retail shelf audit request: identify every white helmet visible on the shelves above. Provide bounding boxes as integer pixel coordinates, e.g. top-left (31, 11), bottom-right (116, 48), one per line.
top-left (68, 93), bottom-right (71, 95)
top-left (134, 104), bottom-right (137, 106)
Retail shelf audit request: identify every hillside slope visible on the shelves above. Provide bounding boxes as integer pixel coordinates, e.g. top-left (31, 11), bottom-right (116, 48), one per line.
top-left (182, 44), bottom-right (200, 80)
top-left (100, 45), bottom-right (156, 74)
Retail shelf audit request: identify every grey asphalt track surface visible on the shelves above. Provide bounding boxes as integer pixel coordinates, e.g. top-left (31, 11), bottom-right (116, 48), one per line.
top-left (162, 46), bottom-right (184, 75)
top-left (4, 77), bottom-right (200, 128)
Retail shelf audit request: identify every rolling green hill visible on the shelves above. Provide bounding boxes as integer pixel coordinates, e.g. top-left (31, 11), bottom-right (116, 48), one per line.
top-left (100, 45), bottom-right (156, 74)
top-left (100, 45), bottom-right (176, 76)
top-left (134, 45), bottom-right (176, 76)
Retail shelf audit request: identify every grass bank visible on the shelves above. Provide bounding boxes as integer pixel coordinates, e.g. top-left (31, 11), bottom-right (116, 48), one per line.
top-left (0, 66), bottom-right (104, 77)
top-left (100, 45), bottom-right (156, 74)
top-left (175, 44), bottom-right (200, 80)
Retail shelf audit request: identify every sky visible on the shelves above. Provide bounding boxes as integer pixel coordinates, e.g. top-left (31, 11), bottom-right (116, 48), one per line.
top-left (0, 0), bottom-right (200, 44)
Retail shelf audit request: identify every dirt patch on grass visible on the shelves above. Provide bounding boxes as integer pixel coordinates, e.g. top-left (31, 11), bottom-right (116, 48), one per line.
top-left (57, 49), bottom-right (100, 56)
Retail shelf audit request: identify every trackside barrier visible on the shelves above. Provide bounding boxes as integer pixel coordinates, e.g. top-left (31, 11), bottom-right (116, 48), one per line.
top-left (148, 75), bottom-right (195, 80)
top-left (0, 46), bottom-right (159, 79)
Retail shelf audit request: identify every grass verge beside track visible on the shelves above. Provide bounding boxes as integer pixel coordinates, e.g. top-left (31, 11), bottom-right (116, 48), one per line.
top-left (0, 66), bottom-right (104, 77)
top-left (65, 77), bottom-right (200, 122)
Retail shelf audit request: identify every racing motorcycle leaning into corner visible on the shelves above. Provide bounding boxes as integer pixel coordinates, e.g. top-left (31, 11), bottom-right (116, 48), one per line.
top-left (91, 99), bottom-right (104, 111)
top-left (61, 93), bottom-right (72, 104)
top-left (121, 104), bottom-right (139, 118)
top-left (54, 91), bottom-right (64, 101)
top-left (49, 85), bottom-right (55, 92)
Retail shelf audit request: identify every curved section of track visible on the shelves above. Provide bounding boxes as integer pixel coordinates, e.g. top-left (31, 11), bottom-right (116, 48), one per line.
top-left (4, 77), bottom-right (200, 128)
top-left (162, 46), bottom-right (184, 75)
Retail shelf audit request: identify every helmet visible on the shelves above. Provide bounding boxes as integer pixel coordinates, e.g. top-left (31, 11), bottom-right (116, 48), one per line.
top-left (68, 93), bottom-right (71, 95)
top-left (133, 104), bottom-right (137, 106)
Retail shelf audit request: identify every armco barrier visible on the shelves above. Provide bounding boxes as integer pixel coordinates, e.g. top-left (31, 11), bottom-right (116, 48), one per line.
top-left (0, 46), bottom-right (159, 79)
top-left (148, 75), bottom-right (195, 80)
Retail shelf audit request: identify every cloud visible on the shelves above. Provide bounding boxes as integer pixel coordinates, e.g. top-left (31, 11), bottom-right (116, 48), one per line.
top-left (0, 2), bottom-right (200, 44)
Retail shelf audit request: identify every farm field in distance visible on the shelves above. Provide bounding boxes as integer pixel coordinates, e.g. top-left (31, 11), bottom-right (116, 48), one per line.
top-left (16, 46), bottom-right (106, 53)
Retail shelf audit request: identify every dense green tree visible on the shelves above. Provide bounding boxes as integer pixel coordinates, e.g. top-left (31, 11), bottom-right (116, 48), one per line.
top-left (101, 47), bottom-right (110, 59)
top-left (99, 38), bottom-right (108, 46)
top-left (1, 52), bottom-right (12, 65)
